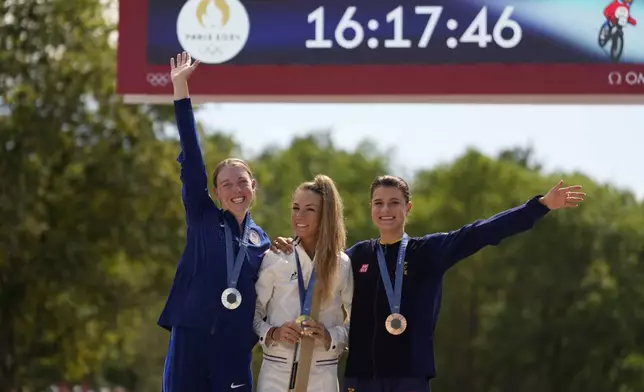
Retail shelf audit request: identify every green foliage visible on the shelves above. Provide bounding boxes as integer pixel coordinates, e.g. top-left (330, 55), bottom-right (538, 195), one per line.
top-left (1, 1), bottom-right (643, 391)
top-left (1, 0), bottom-right (179, 390)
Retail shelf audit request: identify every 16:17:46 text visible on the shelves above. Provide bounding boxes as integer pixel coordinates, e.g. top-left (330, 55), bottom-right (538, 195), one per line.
top-left (305, 6), bottom-right (523, 50)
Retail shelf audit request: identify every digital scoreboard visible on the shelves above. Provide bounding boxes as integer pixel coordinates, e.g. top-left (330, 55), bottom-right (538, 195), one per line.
top-left (117, 0), bottom-right (644, 103)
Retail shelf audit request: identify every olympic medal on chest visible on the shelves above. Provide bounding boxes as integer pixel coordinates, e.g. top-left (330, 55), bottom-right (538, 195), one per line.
top-left (376, 234), bottom-right (410, 335)
top-left (220, 217), bottom-right (252, 311)
top-left (296, 315), bottom-right (312, 325)
top-left (295, 248), bottom-right (317, 337)
top-left (221, 287), bottom-right (242, 309)
top-left (385, 312), bottom-right (407, 335)
top-left (296, 314), bottom-right (315, 336)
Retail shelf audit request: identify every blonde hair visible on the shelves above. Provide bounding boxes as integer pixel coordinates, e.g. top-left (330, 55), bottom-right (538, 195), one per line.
top-left (295, 174), bottom-right (346, 304)
top-left (212, 158), bottom-right (254, 188)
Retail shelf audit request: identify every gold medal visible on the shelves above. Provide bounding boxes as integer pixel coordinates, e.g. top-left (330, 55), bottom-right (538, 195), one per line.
top-left (296, 315), bottom-right (315, 336)
top-left (385, 313), bottom-right (407, 335)
top-left (296, 315), bottom-right (312, 325)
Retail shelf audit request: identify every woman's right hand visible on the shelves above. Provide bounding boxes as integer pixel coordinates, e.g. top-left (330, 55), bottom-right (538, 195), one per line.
top-left (272, 321), bottom-right (302, 344)
top-left (170, 52), bottom-right (200, 99)
top-left (271, 237), bottom-right (295, 254)
top-left (170, 52), bottom-right (200, 83)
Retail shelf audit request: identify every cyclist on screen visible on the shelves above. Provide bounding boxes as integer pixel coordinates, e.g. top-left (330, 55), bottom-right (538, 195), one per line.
top-left (603, 0), bottom-right (637, 29)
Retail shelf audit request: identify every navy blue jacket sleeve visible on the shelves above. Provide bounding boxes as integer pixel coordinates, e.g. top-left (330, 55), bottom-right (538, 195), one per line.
top-left (425, 196), bottom-right (551, 274)
top-left (174, 98), bottom-right (214, 224)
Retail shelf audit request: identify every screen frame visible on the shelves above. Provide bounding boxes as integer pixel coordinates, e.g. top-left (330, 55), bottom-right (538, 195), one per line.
top-left (117, 0), bottom-right (644, 104)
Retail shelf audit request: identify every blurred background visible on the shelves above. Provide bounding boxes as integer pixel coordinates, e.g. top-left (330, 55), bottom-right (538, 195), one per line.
top-left (1, 1), bottom-right (643, 392)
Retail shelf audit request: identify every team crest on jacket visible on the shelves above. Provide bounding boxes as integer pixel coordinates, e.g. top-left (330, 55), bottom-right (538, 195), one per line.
top-left (249, 229), bottom-right (260, 245)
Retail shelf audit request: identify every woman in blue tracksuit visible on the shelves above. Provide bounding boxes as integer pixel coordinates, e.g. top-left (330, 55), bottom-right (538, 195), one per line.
top-left (272, 175), bottom-right (585, 392)
top-left (158, 52), bottom-right (271, 392)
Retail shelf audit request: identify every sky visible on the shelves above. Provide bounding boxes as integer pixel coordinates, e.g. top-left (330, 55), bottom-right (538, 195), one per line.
top-left (195, 103), bottom-right (644, 200)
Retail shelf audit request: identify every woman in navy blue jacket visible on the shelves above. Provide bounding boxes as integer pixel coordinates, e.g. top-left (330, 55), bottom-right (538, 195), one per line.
top-left (272, 175), bottom-right (585, 392)
top-left (158, 52), bottom-right (271, 392)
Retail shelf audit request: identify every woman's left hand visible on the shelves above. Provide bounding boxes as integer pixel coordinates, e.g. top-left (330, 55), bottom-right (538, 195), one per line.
top-left (540, 180), bottom-right (586, 210)
top-left (301, 320), bottom-right (332, 350)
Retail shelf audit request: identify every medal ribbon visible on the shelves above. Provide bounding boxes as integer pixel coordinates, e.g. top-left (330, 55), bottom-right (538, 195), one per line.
top-left (295, 248), bottom-right (317, 316)
top-left (375, 233), bottom-right (409, 314)
top-left (223, 216), bottom-right (252, 289)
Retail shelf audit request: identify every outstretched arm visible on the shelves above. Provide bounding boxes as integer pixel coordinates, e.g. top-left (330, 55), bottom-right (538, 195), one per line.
top-left (170, 52), bottom-right (212, 224)
top-left (427, 181), bottom-right (585, 274)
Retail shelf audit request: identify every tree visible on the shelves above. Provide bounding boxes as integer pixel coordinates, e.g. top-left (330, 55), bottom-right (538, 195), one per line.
top-left (0, 0), bottom-right (182, 389)
top-left (409, 150), bottom-right (644, 392)
top-left (497, 144), bottom-right (543, 171)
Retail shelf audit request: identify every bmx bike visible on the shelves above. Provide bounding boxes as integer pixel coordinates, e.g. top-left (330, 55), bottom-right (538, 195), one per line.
top-left (598, 11), bottom-right (630, 62)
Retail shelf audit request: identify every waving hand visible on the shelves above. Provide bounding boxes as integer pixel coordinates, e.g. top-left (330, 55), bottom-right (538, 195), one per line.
top-left (171, 52), bottom-right (200, 99)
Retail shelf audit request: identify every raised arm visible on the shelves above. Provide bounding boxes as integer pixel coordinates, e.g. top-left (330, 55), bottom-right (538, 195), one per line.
top-left (170, 52), bottom-right (212, 224)
top-left (427, 181), bottom-right (585, 274)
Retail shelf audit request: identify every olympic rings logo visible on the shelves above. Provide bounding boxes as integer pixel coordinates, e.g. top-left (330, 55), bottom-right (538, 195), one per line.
top-left (146, 73), bottom-right (171, 87)
top-left (200, 46), bottom-right (223, 55)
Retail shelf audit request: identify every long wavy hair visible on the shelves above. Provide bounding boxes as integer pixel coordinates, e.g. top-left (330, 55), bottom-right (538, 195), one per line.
top-left (295, 174), bottom-right (346, 304)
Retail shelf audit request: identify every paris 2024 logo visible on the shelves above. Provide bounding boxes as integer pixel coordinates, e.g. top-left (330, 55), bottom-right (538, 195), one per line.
top-left (176, 0), bottom-right (250, 64)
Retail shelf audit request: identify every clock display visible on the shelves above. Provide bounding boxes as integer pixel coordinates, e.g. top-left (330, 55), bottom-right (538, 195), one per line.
top-left (304, 6), bottom-right (522, 50)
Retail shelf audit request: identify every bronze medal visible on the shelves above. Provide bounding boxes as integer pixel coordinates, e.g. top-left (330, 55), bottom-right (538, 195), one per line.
top-left (385, 313), bottom-right (407, 335)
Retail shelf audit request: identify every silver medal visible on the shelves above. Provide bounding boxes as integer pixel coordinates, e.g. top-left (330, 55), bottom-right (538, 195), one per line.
top-left (221, 287), bottom-right (242, 310)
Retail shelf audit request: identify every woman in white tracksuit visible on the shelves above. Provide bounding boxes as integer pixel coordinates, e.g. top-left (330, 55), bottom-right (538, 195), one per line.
top-left (254, 174), bottom-right (353, 392)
